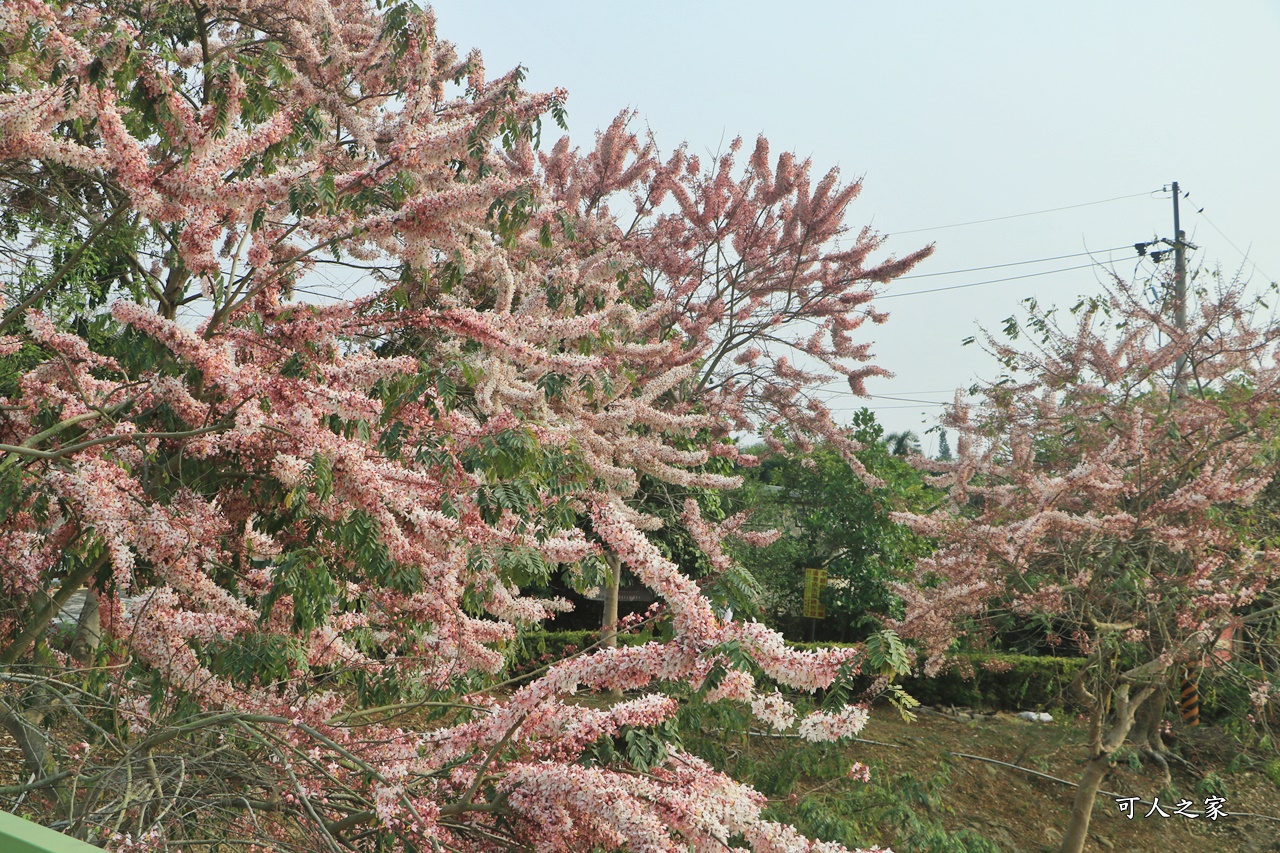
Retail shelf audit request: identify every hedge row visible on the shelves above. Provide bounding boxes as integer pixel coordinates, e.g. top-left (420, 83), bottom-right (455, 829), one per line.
top-left (900, 653), bottom-right (1087, 711)
top-left (507, 630), bottom-right (654, 675)
top-left (509, 633), bottom-right (1267, 722)
top-left (778, 641), bottom-right (1088, 712)
top-left (510, 632), bottom-right (1085, 711)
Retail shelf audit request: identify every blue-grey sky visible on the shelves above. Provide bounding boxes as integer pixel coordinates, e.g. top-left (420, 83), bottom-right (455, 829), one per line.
top-left (430, 1), bottom-right (1280, 452)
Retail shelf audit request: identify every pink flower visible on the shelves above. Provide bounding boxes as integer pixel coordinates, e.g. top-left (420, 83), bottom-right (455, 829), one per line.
top-left (847, 762), bottom-right (871, 783)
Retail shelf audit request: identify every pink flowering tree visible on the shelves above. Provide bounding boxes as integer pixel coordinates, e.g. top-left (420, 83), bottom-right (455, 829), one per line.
top-left (499, 117), bottom-right (933, 635)
top-left (0, 0), bottom-right (900, 850)
top-left (528, 114), bottom-right (933, 458)
top-left (893, 277), bottom-right (1280, 853)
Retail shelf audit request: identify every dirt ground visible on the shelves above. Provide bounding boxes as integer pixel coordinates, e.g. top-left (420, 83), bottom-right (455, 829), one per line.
top-left (849, 706), bottom-right (1280, 853)
top-left (2, 694), bottom-right (1275, 851)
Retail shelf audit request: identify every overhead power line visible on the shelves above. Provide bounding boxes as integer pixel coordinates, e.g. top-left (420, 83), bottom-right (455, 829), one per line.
top-left (895, 246), bottom-right (1132, 280)
top-left (1187, 205), bottom-right (1276, 285)
top-left (869, 393), bottom-right (953, 406)
top-left (809, 388), bottom-right (954, 407)
top-left (861, 402), bottom-right (947, 410)
top-left (886, 192), bottom-right (1156, 236)
top-left (877, 261), bottom-right (1107, 300)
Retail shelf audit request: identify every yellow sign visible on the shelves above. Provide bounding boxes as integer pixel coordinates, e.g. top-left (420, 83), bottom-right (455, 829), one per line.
top-left (803, 568), bottom-right (827, 619)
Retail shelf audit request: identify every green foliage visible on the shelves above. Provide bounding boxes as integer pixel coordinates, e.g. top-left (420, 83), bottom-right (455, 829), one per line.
top-left (785, 642), bottom-right (1087, 712)
top-left (505, 630), bottom-right (652, 675)
top-left (456, 427), bottom-right (591, 533)
top-left (203, 634), bottom-right (308, 688)
top-left (633, 465), bottom-right (728, 579)
top-left (900, 653), bottom-right (1087, 712)
top-left (703, 560), bottom-right (765, 621)
top-left (257, 546), bottom-right (337, 634)
top-left (674, 696), bottom-right (1006, 852)
top-left (884, 430), bottom-right (921, 457)
top-left (1110, 746), bottom-right (1142, 772)
top-left (936, 429), bottom-right (953, 462)
top-left (877, 764), bottom-right (1006, 853)
top-left (864, 629), bottom-right (913, 679)
top-left (698, 638), bottom-right (758, 697)
top-left (583, 719), bottom-right (683, 772)
top-left (732, 409), bottom-right (941, 642)
top-left (766, 763), bottom-right (1006, 853)
top-left (325, 510), bottom-right (421, 595)
top-left (1197, 658), bottom-right (1277, 725)
top-left (1196, 771), bottom-right (1228, 799)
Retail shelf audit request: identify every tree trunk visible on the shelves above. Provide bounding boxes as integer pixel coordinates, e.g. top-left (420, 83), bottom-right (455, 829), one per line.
top-left (0, 644), bottom-right (72, 819)
top-left (600, 553), bottom-right (622, 699)
top-left (601, 553), bottom-right (621, 649)
top-left (1059, 683), bottom-right (1154, 853)
top-left (0, 556), bottom-right (102, 665)
top-left (1130, 683), bottom-right (1172, 788)
top-left (1130, 683), bottom-right (1166, 750)
top-left (70, 586), bottom-right (101, 665)
top-left (1060, 751), bottom-right (1112, 853)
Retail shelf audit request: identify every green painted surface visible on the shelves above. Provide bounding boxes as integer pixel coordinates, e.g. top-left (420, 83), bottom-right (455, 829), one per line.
top-left (0, 811), bottom-right (102, 852)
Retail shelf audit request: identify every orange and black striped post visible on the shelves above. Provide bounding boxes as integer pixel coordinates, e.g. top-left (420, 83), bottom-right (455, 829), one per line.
top-left (1179, 626), bottom-right (1238, 728)
top-left (1179, 669), bottom-right (1200, 727)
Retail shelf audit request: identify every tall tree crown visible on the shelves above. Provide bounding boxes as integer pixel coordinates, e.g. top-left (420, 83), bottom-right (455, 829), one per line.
top-left (0, 1), bottom-right (916, 850)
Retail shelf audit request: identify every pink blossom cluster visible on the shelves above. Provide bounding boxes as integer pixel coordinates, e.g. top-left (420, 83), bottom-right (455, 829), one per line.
top-left (750, 690), bottom-right (799, 732)
top-left (894, 276), bottom-right (1280, 694)
top-left (0, 1), bottom-right (918, 849)
top-left (796, 705), bottom-right (870, 743)
top-left (521, 114), bottom-right (933, 466)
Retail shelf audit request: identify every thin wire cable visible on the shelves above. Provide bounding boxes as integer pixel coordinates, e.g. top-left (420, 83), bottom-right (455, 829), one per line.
top-left (886, 192), bottom-right (1156, 236)
top-left (868, 394), bottom-right (953, 406)
top-left (815, 383), bottom-right (958, 397)
top-left (895, 246), bottom-right (1133, 280)
top-left (1191, 206), bottom-right (1276, 285)
top-left (806, 390), bottom-right (946, 410)
top-left (877, 261), bottom-right (1107, 300)
top-left (858, 402), bottom-right (947, 410)
top-left (810, 387), bottom-right (953, 407)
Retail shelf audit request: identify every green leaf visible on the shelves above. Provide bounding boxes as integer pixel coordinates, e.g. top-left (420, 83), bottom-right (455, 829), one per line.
top-left (864, 629), bottom-right (912, 678)
top-left (258, 548), bottom-right (337, 633)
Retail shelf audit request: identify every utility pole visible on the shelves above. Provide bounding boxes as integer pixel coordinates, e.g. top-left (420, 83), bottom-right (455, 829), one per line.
top-left (1172, 184), bottom-right (1187, 389)
top-left (1172, 181), bottom-right (1186, 343)
top-left (1134, 185), bottom-right (1196, 389)
top-left (1165, 182), bottom-right (1196, 391)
